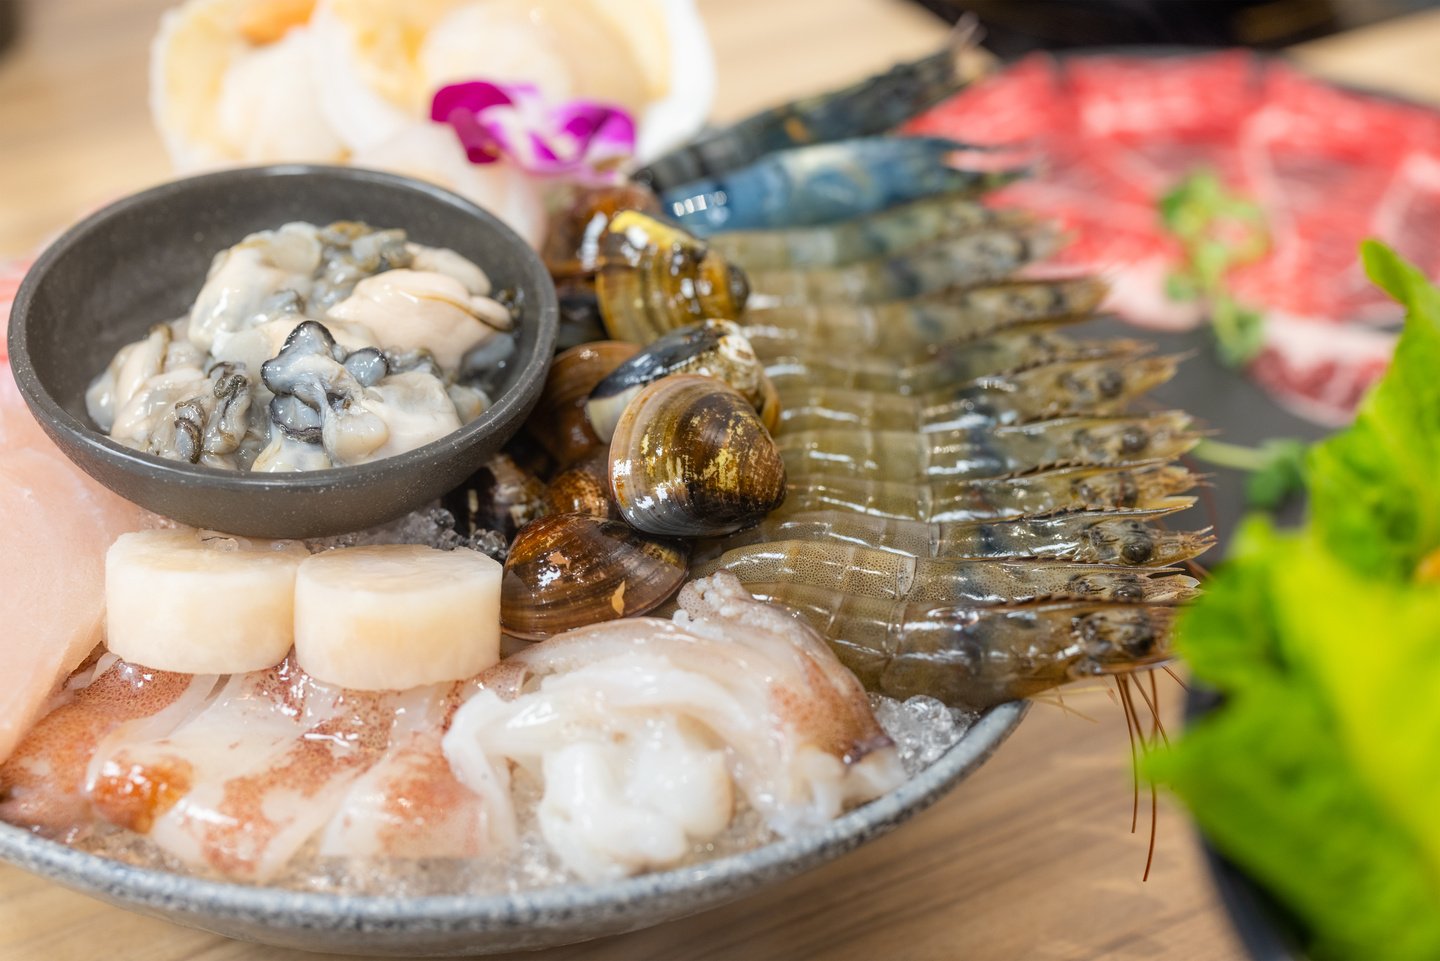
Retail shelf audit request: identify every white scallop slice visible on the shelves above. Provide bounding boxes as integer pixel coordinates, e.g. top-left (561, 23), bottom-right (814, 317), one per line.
top-left (105, 528), bottom-right (309, 674)
top-left (294, 544), bottom-right (502, 691)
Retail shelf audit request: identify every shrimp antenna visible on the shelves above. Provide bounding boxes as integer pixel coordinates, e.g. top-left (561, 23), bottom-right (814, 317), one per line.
top-left (1115, 675), bottom-right (1141, 834)
top-left (1144, 782), bottom-right (1159, 883)
top-left (1162, 665), bottom-right (1192, 693)
top-left (1131, 670), bottom-right (1171, 749)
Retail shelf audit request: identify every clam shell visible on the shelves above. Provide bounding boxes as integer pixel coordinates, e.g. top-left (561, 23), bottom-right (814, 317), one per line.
top-left (595, 211), bottom-right (750, 344)
top-left (525, 340), bottom-right (640, 466)
top-left (500, 512), bottom-right (688, 639)
top-left (543, 183), bottom-right (663, 282)
top-left (543, 450), bottom-right (618, 519)
top-left (609, 374), bottom-right (787, 537)
top-left (585, 319), bottom-right (774, 442)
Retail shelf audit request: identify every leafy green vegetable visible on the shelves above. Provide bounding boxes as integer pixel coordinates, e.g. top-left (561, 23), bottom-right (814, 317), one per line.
top-left (1159, 170), bottom-right (1269, 367)
top-left (1152, 244), bottom-right (1440, 960)
top-left (1307, 241), bottom-right (1440, 580)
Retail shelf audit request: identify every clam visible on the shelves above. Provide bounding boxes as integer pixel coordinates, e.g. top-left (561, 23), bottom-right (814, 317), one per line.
top-left (543, 183), bottom-right (663, 282)
top-left (585, 319), bottom-right (779, 442)
top-left (500, 512), bottom-right (689, 639)
top-left (525, 340), bottom-right (640, 466)
top-left (609, 374), bottom-right (787, 538)
top-left (595, 211), bottom-right (750, 345)
top-left (543, 450), bottom-right (618, 519)
top-left (444, 451), bottom-right (548, 543)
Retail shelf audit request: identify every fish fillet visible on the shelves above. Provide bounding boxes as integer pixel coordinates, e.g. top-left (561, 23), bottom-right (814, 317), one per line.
top-left (0, 370), bottom-right (146, 764)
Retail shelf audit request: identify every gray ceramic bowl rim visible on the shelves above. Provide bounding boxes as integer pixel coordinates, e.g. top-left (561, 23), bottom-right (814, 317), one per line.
top-left (0, 701), bottom-right (1027, 931)
top-left (6, 164), bottom-right (557, 495)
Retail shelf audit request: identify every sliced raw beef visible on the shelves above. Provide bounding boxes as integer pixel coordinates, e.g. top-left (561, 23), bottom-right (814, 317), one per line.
top-left (908, 51), bottom-right (1440, 424)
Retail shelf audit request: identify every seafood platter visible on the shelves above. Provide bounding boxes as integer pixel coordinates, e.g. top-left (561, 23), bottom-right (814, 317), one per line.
top-left (0, 4), bottom-right (1216, 955)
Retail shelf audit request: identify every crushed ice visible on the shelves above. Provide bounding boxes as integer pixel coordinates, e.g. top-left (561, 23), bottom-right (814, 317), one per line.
top-left (869, 693), bottom-right (976, 777)
top-left (307, 505), bottom-right (509, 561)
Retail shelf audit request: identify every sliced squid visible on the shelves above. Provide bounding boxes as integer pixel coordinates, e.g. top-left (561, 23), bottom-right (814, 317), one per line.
top-left (149, 0), bottom-right (712, 247)
top-left (0, 657), bottom-right (219, 835)
top-left (85, 657), bottom-right (443, 881)
top-left (347, 123), bottom-right (547, 247)
top-left (443, 572), bottom-right (905, 882)
top-left (308, 0), bottom-right (710, 160)
top-left (318, 689), bottom-right (496, 860)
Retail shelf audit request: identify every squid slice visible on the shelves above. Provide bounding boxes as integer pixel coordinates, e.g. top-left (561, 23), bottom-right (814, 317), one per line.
top-left (318, 694), bottom-right (499, 860)
top-left (86, 657), bottom-right (447, 881)
top-left (444, 572), bottom-right (905, 882)
top-left (0, 657), bottom-right (219, 836)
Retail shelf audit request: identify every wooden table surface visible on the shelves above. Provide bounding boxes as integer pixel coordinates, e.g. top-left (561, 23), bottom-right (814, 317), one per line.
top-left (3, 2), bottom-right (1439, 959)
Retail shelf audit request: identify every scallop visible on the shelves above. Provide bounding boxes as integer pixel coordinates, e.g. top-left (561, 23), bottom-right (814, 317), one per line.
top-left (500, 513), bottom-right (688, 640)
top-left (585, 319), bottom-right (777, 442)
top-left (595, 211), bottom-right (750, 345)
top-left (525, 340), bottom-right (640, 466)
top-left (609, 374), bottom-right (787, 538)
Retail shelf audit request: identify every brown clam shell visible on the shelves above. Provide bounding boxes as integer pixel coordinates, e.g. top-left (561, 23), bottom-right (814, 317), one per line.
top-left (609, 374), bottom-right (787, 538)
top-left (525, 340), bottom-right (640, 466)
top-left (542, 183), bottom-right (662, 281)
top-left (595, 211), bottom-right (750, 345)
top-left (543, 450), bottom-right (618, 519)
top-left (501, 512), bottom-right (689, 639)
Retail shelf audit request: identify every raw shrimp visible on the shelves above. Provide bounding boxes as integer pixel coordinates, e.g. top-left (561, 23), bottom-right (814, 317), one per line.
top-left (747, 581), bottom-right (1176, 709)
top-left (740, 277), bottom-right (1108, 356)
top-left (743, 225), bottom-right (1057, 307)
top-left (634, 23), bottom-right (989, 192)
top-left (711, 193), bottom-right (1034, 269)
top-left (758, 329), bottom-right (1137, 395)
top-left (659, 136), bottom-right (1025, 235)
top-left (774, 355), bottom-right (1182, 434)
top-left (694, 541), bottom-right (1199, 606)
top-left (701, 508), bottom-right (1213, 568)
top-left (775, 414), bottom-right (1197, 482)
top-left (774, 461), bottom-right (1198, 523)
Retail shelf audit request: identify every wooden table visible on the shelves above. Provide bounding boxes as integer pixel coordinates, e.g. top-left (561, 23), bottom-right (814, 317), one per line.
top-left (2, 2), bottom-right (1438, 958)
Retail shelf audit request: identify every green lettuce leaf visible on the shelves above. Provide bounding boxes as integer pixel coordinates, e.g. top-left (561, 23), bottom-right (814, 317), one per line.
top-left (1154, 245), bottom-right (1440, 960)
top-left (1307, 242), bottom-right (1440, 579)
top-left (1152, 524), bottom-right (1440, 960)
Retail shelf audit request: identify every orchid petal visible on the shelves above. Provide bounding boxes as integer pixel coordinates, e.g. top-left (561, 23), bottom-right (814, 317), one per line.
top-left (431, 80), bottom-right (637, 177)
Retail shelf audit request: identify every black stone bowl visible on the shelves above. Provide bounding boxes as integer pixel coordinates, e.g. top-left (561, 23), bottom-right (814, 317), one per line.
top-left (6, 165), bottom-right (558, 539)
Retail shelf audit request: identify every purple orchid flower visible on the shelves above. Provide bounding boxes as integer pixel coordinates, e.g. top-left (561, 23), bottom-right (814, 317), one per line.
top-left (431, 80), bottom-right (636, 177)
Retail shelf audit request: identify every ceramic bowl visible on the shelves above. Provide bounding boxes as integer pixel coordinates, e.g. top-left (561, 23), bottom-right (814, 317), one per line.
top-left (0, 701), bottom-right (1025, 956)
top-left (6, 165), bottom-right (558, 539)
